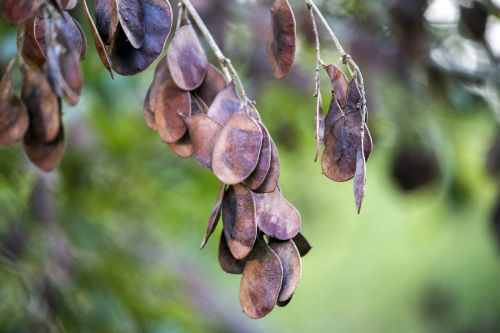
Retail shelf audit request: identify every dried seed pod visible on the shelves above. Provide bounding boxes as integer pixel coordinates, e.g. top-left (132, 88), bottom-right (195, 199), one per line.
top-left (353, 147), bottom-right (366, 213)
top-left (116, 0), bottom-right (145, 49)
top-left (201, 183), bottom-right (225, 249)
top-left (194, 64), bottom-right (227, 106)
top-left (267, 0), bottom-right (296, 79)
top-left (19, 17), bottom-right (46, 69)
top-left (95, 0), bottom-right (119, 44)
top-left (255, 137), bottom-right (280, 193)
top-left (244, 124), bottom-right (272, 190)
top-left (184, 113), bottom-right (222, 169)
top-left (252, 187), bottom-right (300, 240)
top-left (212, 109), bottom-right (263, 185)
top-left (0, 0), bottom-right (43, 23)
top-left (21, 69), bottom-right (60, 143)
top-left (314, 91), bottom-right (324, 162)
top-left (63, 0), bottom-right (78, 10)
top-left (240, 237), bottom-right (283, 319)
top-left (191, 94), bottom-right (208, 114)
top-left (167, 24), bottom-right (208, 90)
top-left (144, 55), bottom-right (170, 130)
top-left (73, 19), bottom-right (88, 60)
top-left (143, 88), bottom-right (156, 130)
top-left (166, 132), bottom-right (193, 158)
top-left (222, 184), bottom-right (257, 260)
top-left (325, 64), bottom-right (349, 108)
top-left (110, 0), bottom-right (172, 75)
top-left (62, 13), bottom-right (87, 61)
top-left (24, 124), bottom-right (65, 172)
top-left (218, 232), bottom-right (246, 274)
top-left (268, 238), bottom-right (301, 303)
top-left (206, 82), bottom-right (240, 126)
top-left (292, 232), bottom-right (312, 257)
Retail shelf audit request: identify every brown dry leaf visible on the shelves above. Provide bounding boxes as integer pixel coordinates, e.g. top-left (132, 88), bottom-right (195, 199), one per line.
top-left (212, 109), bottom-right (263, 185)
top-left (194, 64), bottom-right (227, 106)
top-left (255, 137), bottom-right (280, 193)
top-left (167, 24), bottom-right (208, 90)
top-left (24, 124), bottom-right (65, 172)
top-left (184, 113), bottom-right (221, 169)
top-left (95, 0), bottom-right (119, 44)
top-left (353, 147), bottom-right (366, 214)
top-left (325, 64), bottom-right (349, 107)
top-left (200, 183), bottom-right (226, 249)
top-left (314, 91), bottom-right (324, 162)
top-left (109, 0), bottom-right (172, 75)
top-left (19, 17), bottom-right (46, 69)
top-left (244, 124), bottom-right (272, 190)
top-left (166, 131), bottom-right (193, 158)
top-left (239, 237), bottom-right (283, 319)
top-left (268, 238), bottom-right (301, 303)
top-left (116, 0), bottom-right (145, 49)
top-left (292, 232), bottom-right (312, 257)
top-left (21, 69), bottom-right (60, 143)
top-left (252, 187), bottom-right (300, 240)
top-left (0, 0), bottom-right (43, 23)
top-left (218, 232), bottom-right (245, 274)
top-left (267, 0), bottom-right (296, 79)
top-left (206, 82), bottom-right (240, 126)
top-left (222, 184), bottom-right (257, 260)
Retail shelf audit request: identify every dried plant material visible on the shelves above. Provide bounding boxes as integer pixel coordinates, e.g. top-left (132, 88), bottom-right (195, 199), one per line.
top-left (167, 24), bottom-right (208, 90)
top-left (314, 91), bottom-right (324, 162)
top-left (95, 0), bottom-right (119, 44)
top-left (222, 184), bottom-right (257, 260)
top-left (184, 113), bottom-right (222, 169)
top-left (267, 0), bottom-right (296, 79)
top-left (277, 296), bottom-right (293, 307)
top-left (166, 132), bottom-right (193, 158)
top-left (195, 64), bottom-right (227, 106)
top-left (0, 0), bottom-right (43, 23)
top-left (252, 188), bottom-right (300, 240)
top-left (353, 147), bottom-right (367, 213)
top-left (82, 0), bottom-right (114, 77)
top-left (218, 232), bottom-right (245, 274)
top-left (21, 69), bottom-right (60, 143)
top-left (256, 137), bottom-right (280, 193)
top-left (200, 183), bottom-right (225, 249)
top-left (292, 232), bottom-right (312, 257)
top-left (244, 124), bottom-right (272, 190)
top-left (268, 238), bottom-right (301, 303)
top-left (19, 17), bottom-right (46, 69)
top-left (325, 64), bottom-right (349, 108)
top-left (191, 94), bottom-right (208, 114)
top-left (206, 83), bottom-right (240, 126)
top-left (63, 0), bottom-right (78, 10)
top-left (240, 237), bottom-right (283, 319)
top-left (61, 13), bottom-right (87, 61)
top-left (73, 19), bottom-right (88, 60)
top-left (212, 110), bottom-right (263, 185)
top-left (116, 0), bottom-right (145, 49)
top-left (143, 89), bottom-right (156, 130)
top-left (110, 0), bottom-right (172, 75)
top-left (24, 125), bottom-right (65, 172)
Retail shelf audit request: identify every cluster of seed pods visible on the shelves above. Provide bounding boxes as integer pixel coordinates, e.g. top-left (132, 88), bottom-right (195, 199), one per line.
top-left (144, 21), bottom-right (312, 318)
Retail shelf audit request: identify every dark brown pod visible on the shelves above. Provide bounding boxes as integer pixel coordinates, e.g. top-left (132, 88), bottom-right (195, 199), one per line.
top-left (244, 124), bottom-right (272, 190)
top-left (222, 184), bottom-right (257, 260)
top-left (200, 183), bottom-right (225, 249)
top-left (21, 69), bottom-right (60, 143)
top-left (19, 17), bottom-right (46, 69)
top-left (292, 232), bottom-right (312, 257)
top-left (325, 64), bottom-right (349, 108)
top-left (212, 110), bottom-right (263, 185)
top-left (353, 147), bottom-right (366, 214)
top-left (143, 88), bottom-right (156, 130)
top-left (206, 82), bottom-right (240, 126)
top-left (195, 64), bottom-right (227, 106)
top-left (240, 237), bottom-right (283, 319)
top-left (252, 188), bottom-right (300, 240)
top-left (110, 0), bottom-right (172, 75)
top-left (144, 55), bottom-right (170, 130)
top-left (166, 132), bottom-right (193, 158)
top-left (62, 13), bottom-right (87, 61)
top-left (256, 137), bottom-right (280, 193)
top-left (95, 0), bottom-right (119, 44)
top-left (73, 19), bottom-right (88, 60)
top-left (267, 0), bottom-right (296, 79)
top-left (116, 0), bottom-right (145, 49)
top-left (218, 232), bottom-right (245, 274)
top-left (268, 238), bottom-right (301, 303)
top-left (24, 124), bottom-right (65, 172)
top-left (0, 0), bottom-right (43, 23)
top-left (184, 113), bottom-right (222, 169)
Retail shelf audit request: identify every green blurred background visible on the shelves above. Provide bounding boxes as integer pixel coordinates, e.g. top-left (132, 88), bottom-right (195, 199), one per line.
top-left (1, 0), bottom-right (500, 332)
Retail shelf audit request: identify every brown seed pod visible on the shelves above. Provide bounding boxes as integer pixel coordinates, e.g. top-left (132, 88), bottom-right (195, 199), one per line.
top-left (292, 232), bottom-right (312, 257)
top-left (218, 232), bottom-right (245, 274)
top-left (268, 238), bottom-right (301, 303)
top-left (167, 24), bottom-right (208, 91)
top-left (116, 0), bottom-right (145, 49)
top-left (110, 0), bottom-right (172, 75)
top-left (244, 124), bottom-right (272, 190)
top-left (21, 69), bottom-right (60, 143)
top-left (63, 0), bottom-right (78, 10)
top-left (314, 91), bottom-right (324, 162)
top-left (255, 137), bottom-right (280, 193)
top-left (212, 109), bottom-right (263, 185)
top-left (184, 113), bottom-right (222, 169)
top-left (23, 124), bottom-right (65, 172)
top-left (73, 19), bottom-right (88, 60)
top-left (252, 187), bottom-right (300, 240)
top-left (166, 131), bottom-right (193, 158)
top-left (206, 82), bottom-right (240, 126)
top-left (95, 0), bottom-right (119, 45)
top-left (18, 17), bottom-right (46, 69)
top-left (0, 0), bottom-right (43, 23)
top-left (194, 64), bottom-right (227, 106)
top-left (267, 0), bottom-right (296, 79)
top-left (239, 237), bottom-right (283, 319)
top-left (325, 64), bottom-right (349, 108)
top-left (222, 184), bottom-right (257, 260)
top-left (200, 183), bottom-right (225, 249)
top-left (353, 147), bottom-right (366, 213)
top-left (191, 94), bottom-right (208, 114)
top-left (143, 88), bottom-right (156, 130)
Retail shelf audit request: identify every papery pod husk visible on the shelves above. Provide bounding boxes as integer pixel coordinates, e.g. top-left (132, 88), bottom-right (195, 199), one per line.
top-left (353, 147), bottom-right (367, 213)
top-left (267, 0), bottom-right (296, 79)
top-left (143, 88), bottom-right (156, 130)
top-left (268, 238), bottom-right (301, 303)
top-left (0, 0), bottom-right (43, 23)
top-left (200, 183), bottom-right (225, 249)
top-left (116, 0), bottom-right (145, 49)
top-left (324, 64), bottom-right (349, 108)
top-left (73, 19), bottom-right (88, 60)
top-left (292, 232), bottom-right (312, 257)
top-left (63, 0), bottom-right (78, 10)
top-left (195, 64), bottom-right (227, 107)
top-left (206, 82), bottom-right (240, 127)
top-left (218, 232), bottom-right (245, 274)
top-left (166, 132), bottom-right (193, 158)
top-left (18, 16), bottom-right (46, 69)
top-left (183, 113), bottom-right (222, 169)
top-left (244, 123), bottom-right (272, 190)
top-left (143, 55), bottom-right (170, 130)
top-left (95, 0), bottom-right (119, 44)
top-left (255, 136), bottom-right (280, 193)
top-left (24, 123), bottom-right (65, 172)
top-left (239, 236), bottom-right (283, 319)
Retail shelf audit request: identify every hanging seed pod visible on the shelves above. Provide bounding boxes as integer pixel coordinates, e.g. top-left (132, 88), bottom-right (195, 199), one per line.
top-left (144, 55), bottom-right (170, 130)
top-left (201, 183), bottom-right (225, 249)
top-left (21, 69), bottom-right (60, 143)
top-left (221, 184), bottom-right (257, 260)
top-left (61, 13), bottom-right (87, 61)
top-left (73, 20), bottom-right (88, 60)
top-left (18, 17), bottom-right (46, 69)
top-left (143, 89), bottom-right (156, 130)
top-left (206, 82), bottom-right (240, 126)
top-left (195, 64), bottom-right (227, 106)
top-left (239, 237), bottom-right (283, 319)
top-left (325, 64), bottom-right (349, 108)
top-left (212, 109), bottom-right (263, 185)
top-left (166, 132), bottom-right (193, 158)
top-left (244, 124), bottom-right (272, 190)
top-left (268, 238), bottom-right (301, 303)
top-left (314, 91), bottom-right (324, 161)
top-left (110, 0), bottom-right (172, 75)
top-left (218, 232), bottom-right (246, 274)
top-left (267, 0), bottom-right (296, 79)
top-left (63, 0), bottom-right (77, 10)
top-left (95, 0), bottom-right (119, 44)
top-left (0, 0), bottom-right (43, 23)
top-left (116, 0), bottom-right (145, 49)
top-left (255, 137), bottom-right (280, 193)
top-left (252, 187), bottom-right (300, 240)
top-left (353, 147), bottom-right (366, 213)
top-left (24, 124), bottom-right (65, 172)
top-left (183, 113), bottom-right (222, 169)
top-left (167, 24), bottom-right (208, 90)
top-left (292, 232), bottom-right (312, 257)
